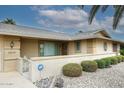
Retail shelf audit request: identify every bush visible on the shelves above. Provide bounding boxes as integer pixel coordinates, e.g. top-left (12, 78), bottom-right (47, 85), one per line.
top-left (101, 58), bottom-right (111, 68)
top-left (109, 57), bottom-right (118, 65)
top-left (120, 49), bottom-right (124, 56)
top-left (81, 61), bottom-right (98, 72)
top-left (62, 63), bottom-right (82, 77)
top-left (116, 56), bottom-right (123, 63)
top-left (122, 56), bottom-right (124, 62)
top-left (95, 59), bottom-right (106, 69)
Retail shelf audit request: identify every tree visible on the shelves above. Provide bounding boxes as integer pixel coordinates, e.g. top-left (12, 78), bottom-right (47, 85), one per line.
top-left (81, 5), bottom-right (124, 29)
top-left (1, 18), bottom-right (16, 25)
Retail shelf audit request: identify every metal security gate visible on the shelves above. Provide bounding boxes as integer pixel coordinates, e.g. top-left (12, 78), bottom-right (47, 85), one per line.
top-left (17, 57), bottom-right (31, 80)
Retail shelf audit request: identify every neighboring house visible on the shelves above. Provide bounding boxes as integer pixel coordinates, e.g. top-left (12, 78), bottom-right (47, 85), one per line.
top-left (0, 23), bottom-right (123, 72)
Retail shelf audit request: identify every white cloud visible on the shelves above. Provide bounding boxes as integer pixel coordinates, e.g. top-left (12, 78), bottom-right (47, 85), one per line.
top-left (32, 6), bottom-right (101, 33)
top-left (31, 6), bottom-right (124, 34)
top-left (99, 16), bottom-right (124, 34)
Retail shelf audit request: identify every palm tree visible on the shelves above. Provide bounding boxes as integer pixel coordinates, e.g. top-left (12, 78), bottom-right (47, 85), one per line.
top-left (1, 18), bottom-right (16, 25)
top-left (81, 5), bottom-right (124, 29)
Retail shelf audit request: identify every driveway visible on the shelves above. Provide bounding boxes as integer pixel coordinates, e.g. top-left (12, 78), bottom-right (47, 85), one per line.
top-left (0, 72), bottom-right (36, 88)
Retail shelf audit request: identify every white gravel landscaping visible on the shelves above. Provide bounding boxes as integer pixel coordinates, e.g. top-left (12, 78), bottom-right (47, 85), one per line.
top-left (58, 62), bottom-right (124, 88)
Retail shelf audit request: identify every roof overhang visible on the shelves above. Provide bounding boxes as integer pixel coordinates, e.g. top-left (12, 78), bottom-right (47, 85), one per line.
top-left (0, 23), bottom-right (123, 43)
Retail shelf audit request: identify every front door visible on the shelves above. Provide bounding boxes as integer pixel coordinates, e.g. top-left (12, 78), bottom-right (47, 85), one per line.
top-left (61, 43), bottom-right (68, 55)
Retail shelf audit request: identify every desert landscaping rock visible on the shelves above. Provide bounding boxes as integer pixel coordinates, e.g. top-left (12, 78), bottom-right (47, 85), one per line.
top-left (34, 76), bottom-right (54, 88)
top-left (54, 77), bottom-right (64, 88)
top-left (59, 62), bottom-right (124, 88)
top-left (35, 62), bottom-right (124, 88)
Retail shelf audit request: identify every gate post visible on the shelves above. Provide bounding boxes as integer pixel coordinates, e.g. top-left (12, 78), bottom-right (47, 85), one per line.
top-left (16, 57), bottom-right (23, 75)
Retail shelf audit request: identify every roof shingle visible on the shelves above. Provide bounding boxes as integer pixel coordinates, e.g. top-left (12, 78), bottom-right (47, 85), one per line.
top-left (0, 23), bottom-right (123, 43)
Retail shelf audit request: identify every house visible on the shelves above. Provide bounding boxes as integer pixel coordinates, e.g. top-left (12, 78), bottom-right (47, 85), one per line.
top-left (0, 23), bottom-right (123, 72)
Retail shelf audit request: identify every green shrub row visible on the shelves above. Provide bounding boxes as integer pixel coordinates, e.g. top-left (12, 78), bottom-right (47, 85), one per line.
top-left (95, 55), bottom-right (124, 69)
top-left (62, 55), bottom-right (124, 77)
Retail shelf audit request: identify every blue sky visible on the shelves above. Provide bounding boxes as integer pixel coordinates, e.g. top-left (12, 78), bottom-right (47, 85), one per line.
top-left (0, 5), bottom-right (124, 40)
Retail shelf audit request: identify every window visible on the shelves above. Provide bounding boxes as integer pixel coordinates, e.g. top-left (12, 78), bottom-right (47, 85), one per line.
top-left (75, 41), bottom-right (81, 52)
top-left (40, 43), bottom-right (44, 56)
top-left (39, 42), bottom-right (60, 56)
top-left (113, 43), bottom-right (117, 52)
top-left (104, 42), bottom-right (107, 51)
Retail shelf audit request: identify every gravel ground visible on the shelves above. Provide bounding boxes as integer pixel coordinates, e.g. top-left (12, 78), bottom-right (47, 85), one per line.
top-left (57, 62), bottom-right (124, 88)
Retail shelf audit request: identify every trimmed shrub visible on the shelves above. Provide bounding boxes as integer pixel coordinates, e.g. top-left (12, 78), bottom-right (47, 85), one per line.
top-left (120, 49), bottom-right (124, 56)
top-left (62, 63), bottom-right (82, 77)
top-left (95, 59), bottom-right (106, 69)
top-left (101, 58), bottom-right (111, 68)
top-left (81, 61), bottom-right (98, 72)
top-left (116, 56), bottom-right (123, 63)
top-left (120, 55), bottom-right (124, 62)
top-left (110, 57), bottom-right (118, 65)
top-left (122, 56), bottom-right (124, 62)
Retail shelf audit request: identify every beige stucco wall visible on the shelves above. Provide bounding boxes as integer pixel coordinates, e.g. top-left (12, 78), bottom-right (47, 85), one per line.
top-left (0, 36), bottom-right (35, 72)
top-left (95, 39), bottom-right (113, 54)
top-left (0, 36), bottom-right (4, 72)
top-left (81, 40), bottom-right (87, 54)
top-left (21, 38), bottom-right (39, 58)
top-left (0, 34), bottom-right (121, 72)
top-left (3, 36), bottom-right (20, 72)
top-left (29, 53), bottom-right (117, 82)
top-left (117, 43), bottom-right (120, 53)
top-left (67, 38), bottom-right (120, 55)
top-left (67, 31), bottom-right (121, 55)
top-left (68, 40), bottom-right (87, 55)
top-left (68, 41), bottom-right (75, 55)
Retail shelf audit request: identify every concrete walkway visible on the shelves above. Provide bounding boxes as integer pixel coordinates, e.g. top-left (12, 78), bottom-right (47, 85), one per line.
top-left (0, 72), bottom-right (36, 88)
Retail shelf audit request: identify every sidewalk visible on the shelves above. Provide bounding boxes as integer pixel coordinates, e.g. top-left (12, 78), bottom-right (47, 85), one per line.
top-left (0, 71), bottom-right (36, 88)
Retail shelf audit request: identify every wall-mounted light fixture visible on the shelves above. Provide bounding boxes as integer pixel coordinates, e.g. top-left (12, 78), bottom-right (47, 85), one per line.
top-left (10, 41), bottom-right (14, 49)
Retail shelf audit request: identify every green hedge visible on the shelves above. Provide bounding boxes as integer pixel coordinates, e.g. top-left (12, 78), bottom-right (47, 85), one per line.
top-left (81, 61), bottom-right (98, 72)
top-left (116, 55), bottom-right (124, 62)
top-left (122, 56), bottom-right (124, 62)
top-left (62, 56), bottom-right (124, 77)
top-left (109, 57), bottom-right (118, 65)
top-left (95, 59), bottom-right (106, 69)
top-left (101, 58), bottom-right (111, 68)
top-left (120, 49), bottom-right (124, 56)
top-left (62, 63), bottom-right (82, 77)
top-left (95, 56), bottom-right (124, 68)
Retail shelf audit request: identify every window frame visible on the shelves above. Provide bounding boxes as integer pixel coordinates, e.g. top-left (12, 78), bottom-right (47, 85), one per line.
top-left (75, 40), bottom-right (81, 53)
top-left (113, 43), bottom-right (118, 52)
top-left (39, 43), bottom-right (44, 56)
top-left (104, 42), bottom-right (107, 51)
